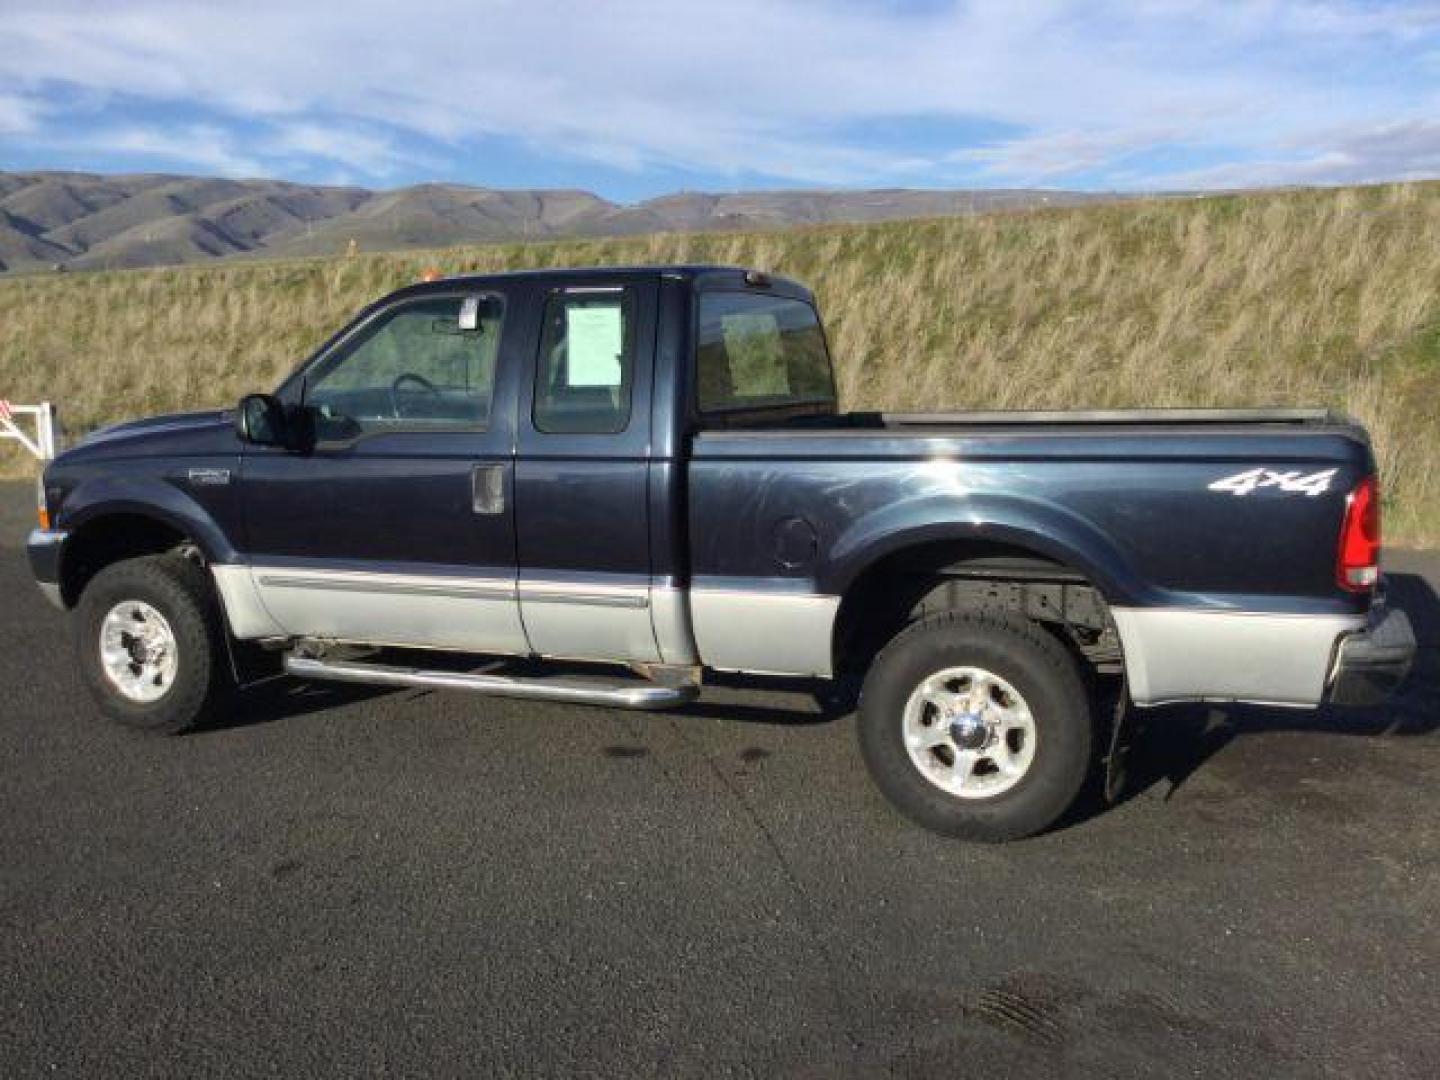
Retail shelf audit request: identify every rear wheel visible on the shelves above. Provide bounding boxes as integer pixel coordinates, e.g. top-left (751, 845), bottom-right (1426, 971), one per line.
top-left (858, 609), bottom-right (1092, 841)
top-left (76, 554), bottom-right (232, 734)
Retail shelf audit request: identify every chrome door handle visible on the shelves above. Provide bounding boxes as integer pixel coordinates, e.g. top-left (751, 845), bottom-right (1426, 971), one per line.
top-left (472, 464), bottom-right (506, 515)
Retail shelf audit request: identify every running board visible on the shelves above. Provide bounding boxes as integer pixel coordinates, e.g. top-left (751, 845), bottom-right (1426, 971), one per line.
top-left (283, 655), bottom-right (699, 710)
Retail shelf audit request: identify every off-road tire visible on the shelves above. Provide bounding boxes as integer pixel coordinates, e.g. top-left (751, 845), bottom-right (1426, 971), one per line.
top-left (858, 609), bottom-right (1092, 841)
top-left (76, 554), bottom-right (232, 735)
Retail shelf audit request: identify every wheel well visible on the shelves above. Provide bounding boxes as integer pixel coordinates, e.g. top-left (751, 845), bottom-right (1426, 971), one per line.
top-left (60, 514), bottom-right (195, 607)
top-left (832, 539), bottom-right (1123, 677)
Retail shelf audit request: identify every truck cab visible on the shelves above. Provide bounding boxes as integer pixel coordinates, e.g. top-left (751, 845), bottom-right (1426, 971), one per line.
top-left (27, 265), bottom-right (1416, 841)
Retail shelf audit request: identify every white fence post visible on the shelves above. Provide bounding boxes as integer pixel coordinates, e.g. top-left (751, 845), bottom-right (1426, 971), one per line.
top-left (41, 402), bottom-right (58, 460)
top-left (0, 400), bottom-right (61, 463)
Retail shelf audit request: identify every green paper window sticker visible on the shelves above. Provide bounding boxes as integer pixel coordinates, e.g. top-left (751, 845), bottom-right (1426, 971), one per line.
top-left (565, 303), bottom-right (624, 387)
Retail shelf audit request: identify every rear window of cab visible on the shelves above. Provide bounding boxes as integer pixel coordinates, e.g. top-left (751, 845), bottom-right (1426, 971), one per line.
top-left (696, 292), bottom-right (835, 414)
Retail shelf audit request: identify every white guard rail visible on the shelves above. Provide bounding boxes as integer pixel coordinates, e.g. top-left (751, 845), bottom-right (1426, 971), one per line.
top-left (0, 400), bottom-right (60, 462)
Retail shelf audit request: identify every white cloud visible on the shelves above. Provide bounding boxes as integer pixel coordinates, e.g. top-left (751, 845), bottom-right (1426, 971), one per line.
top-left (0, 0), bottom-right (1437, 188)
top-left (0, 93), bottom-right (41, 135)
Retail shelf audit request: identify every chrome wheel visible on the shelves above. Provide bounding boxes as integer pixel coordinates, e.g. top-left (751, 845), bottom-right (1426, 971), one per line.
top-left (99, 601), bottom-right (179, 704)
top-left (902, 666), bottom-right (1037, 799)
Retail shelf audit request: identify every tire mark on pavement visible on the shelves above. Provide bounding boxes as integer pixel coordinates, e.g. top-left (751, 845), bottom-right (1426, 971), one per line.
top-left (659, 713), bottom-right (864, 1054)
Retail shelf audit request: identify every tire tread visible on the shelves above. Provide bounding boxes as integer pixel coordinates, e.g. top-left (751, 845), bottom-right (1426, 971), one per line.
top-left (857, 607), bottom-right (1092, 841)
top-left (75, 554), bottom-right (231, 735)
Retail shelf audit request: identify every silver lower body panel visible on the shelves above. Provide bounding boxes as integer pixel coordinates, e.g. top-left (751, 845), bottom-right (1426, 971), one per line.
top-left (237, 565), bottom-right (529, 654)
top-left (215, 565), bottom-right (696, 667)
top-left (518, 574), bottom-right (661, 664)
top-left (1111, 606), bottom-right (1366, 707)
top-left (690, 587), bottom-right (839, 677)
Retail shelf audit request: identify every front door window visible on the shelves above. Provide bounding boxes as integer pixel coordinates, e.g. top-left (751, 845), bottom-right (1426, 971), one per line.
top-left (305, 295), bottom-right (504, 440)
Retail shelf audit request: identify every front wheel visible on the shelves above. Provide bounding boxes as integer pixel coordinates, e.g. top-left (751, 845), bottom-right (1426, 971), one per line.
top-left (857, 609), bottom-right (1092, 841)
top-left (76, 554), bottom-right (232, 735)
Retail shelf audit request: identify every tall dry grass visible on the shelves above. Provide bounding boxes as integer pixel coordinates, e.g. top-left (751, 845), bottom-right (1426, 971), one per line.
top-left (1, 182), bottom-right (1438, 541)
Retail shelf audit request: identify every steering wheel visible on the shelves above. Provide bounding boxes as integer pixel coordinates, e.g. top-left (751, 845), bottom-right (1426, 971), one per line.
top-left (390, 372), bottom-right (441, 418)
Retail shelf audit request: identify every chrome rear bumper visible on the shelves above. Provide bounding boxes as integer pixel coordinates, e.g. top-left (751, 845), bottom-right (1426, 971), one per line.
top-left (1327, 604), bottom-right (1416, 707)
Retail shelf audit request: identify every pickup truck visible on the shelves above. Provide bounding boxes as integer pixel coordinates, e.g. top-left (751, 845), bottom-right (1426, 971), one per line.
top-left (26, 265), bottom-right (1416, 840)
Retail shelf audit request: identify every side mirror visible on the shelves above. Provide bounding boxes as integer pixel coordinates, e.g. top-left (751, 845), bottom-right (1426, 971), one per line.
top-left (234, 393), bottom-right (288, 447)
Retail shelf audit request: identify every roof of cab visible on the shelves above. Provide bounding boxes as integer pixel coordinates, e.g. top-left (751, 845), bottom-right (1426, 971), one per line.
top-left (383, 264), bottom-right (814, 304)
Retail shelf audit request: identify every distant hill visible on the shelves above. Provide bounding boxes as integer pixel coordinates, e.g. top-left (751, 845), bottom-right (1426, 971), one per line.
top-left (0, 171), bottom-right (1110, 273)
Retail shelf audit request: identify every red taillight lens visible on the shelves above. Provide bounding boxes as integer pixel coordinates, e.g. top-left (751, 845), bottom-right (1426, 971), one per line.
top-left (1337, 475), bottom-right (1380, 592)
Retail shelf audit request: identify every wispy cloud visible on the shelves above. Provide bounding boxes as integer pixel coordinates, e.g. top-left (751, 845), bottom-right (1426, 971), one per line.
top-left (1156, 120), bottom-right (1440, 189)
top-left (22, 122), bottom-right (269, 177)
top-left (953, 129), bottom-right (1178, 181)
top-left (266, 122), bottom-right (438, 179)
top-left (0, 1), bottom-right (1437, 193)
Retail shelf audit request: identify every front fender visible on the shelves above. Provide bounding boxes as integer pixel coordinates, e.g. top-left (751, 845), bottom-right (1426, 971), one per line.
top-left (819, 490), bottom-right (1152, 605)
top-left (58, 474), bottom-right (241, 565)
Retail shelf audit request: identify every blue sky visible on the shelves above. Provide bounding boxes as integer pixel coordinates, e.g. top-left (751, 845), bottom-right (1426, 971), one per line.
top-left (2, 1), bottom-right (1439, 199)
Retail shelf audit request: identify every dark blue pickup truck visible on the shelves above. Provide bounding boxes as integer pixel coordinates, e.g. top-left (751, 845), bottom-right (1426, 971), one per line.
top-left (26, 265), bottom-right (1416, 839)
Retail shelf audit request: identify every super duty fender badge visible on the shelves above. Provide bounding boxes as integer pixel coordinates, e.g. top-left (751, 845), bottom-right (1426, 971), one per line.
top-left (1207, 467), bottom-right (1336, 497)
top-left (187, 467), bottom-right (233, 487)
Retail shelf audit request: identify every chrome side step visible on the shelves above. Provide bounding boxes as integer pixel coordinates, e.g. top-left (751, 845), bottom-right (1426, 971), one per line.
top-left (283, 655), bottom-right (700, 710)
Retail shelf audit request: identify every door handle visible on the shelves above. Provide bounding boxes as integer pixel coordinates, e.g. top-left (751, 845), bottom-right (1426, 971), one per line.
top-left (472, 464), bottom-right (506, 515)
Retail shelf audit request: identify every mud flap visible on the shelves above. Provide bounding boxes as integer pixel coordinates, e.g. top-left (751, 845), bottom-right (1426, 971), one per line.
top-left (1103, 676), bottom-right (1137, 805)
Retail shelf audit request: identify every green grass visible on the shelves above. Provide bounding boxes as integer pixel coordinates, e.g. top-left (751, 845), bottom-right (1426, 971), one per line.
top-left (2, 181), bottom-right (1438, 543)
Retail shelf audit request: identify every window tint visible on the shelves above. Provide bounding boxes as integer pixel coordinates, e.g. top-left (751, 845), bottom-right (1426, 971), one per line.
top-left (305, 295), bottom-right (503, 439)
top-left (696, 292), bottom-right (834, 413)
top-left (534, 290), bottom-right (634, 434)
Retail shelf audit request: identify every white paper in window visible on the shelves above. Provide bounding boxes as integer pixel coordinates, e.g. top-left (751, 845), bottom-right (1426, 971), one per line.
top-left (721, 311), bottom-right (789, 396)
top-left (565, 304), bottom-right (623, 387)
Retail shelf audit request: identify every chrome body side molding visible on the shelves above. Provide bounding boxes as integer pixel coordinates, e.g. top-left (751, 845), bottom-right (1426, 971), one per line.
top-left (1111, 606), bottom-right (1365, 707)
top-left (690, 584), bottom-right (839, 677)
top-left (257, 575), bottom-right (511, 602)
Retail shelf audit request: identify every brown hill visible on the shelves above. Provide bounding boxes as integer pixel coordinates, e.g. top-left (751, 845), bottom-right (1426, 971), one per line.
top-left (0, 170), bottom-right (1115, 274)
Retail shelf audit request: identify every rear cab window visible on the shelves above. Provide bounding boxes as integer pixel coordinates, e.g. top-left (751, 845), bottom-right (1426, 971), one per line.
top-left (696, 291), bottom-right (835, 416)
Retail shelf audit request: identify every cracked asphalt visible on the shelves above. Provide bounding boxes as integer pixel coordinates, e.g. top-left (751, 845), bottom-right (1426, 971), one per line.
top-left (1, 482), bottom-right (1437, 1078)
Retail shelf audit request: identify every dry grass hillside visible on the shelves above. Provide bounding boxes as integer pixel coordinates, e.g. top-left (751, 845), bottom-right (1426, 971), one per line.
top-left (1, 181), bottom-right (1438, 542)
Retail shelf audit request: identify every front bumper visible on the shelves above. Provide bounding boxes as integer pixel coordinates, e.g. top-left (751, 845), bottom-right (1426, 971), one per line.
top-left (26, 528), bottom-right (68, 611)
top-left (1327, 603), bottom-right (1416, 706)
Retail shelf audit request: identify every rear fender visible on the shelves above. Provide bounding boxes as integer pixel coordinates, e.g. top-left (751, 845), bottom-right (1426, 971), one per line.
top-left (820, 491), bottom-right (1149, 605)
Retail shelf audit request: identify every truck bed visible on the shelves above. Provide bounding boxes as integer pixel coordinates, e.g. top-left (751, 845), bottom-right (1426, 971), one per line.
top-left (688, 403), bottom-right (1375, 615)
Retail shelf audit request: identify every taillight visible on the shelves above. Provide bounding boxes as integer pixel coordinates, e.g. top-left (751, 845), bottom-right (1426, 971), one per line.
top-left (1337, 475), bottom-right (1380, 593)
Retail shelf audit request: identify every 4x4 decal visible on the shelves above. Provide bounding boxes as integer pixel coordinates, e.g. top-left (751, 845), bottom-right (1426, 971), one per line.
top-left (1208, 467), bottom-right (1336, 497)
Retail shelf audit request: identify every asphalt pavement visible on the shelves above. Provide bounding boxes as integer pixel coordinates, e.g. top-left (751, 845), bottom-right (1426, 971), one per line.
top-left (1, 482), bottom-right (1436, 1078)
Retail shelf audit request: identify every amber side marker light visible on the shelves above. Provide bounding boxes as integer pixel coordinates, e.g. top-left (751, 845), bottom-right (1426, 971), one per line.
top-left (35, 477), bottom-right (50, 531)
top-left (1337, 475), bottom-right (1380, 592)
top-left (419, 267), bottom-right (443, 283)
